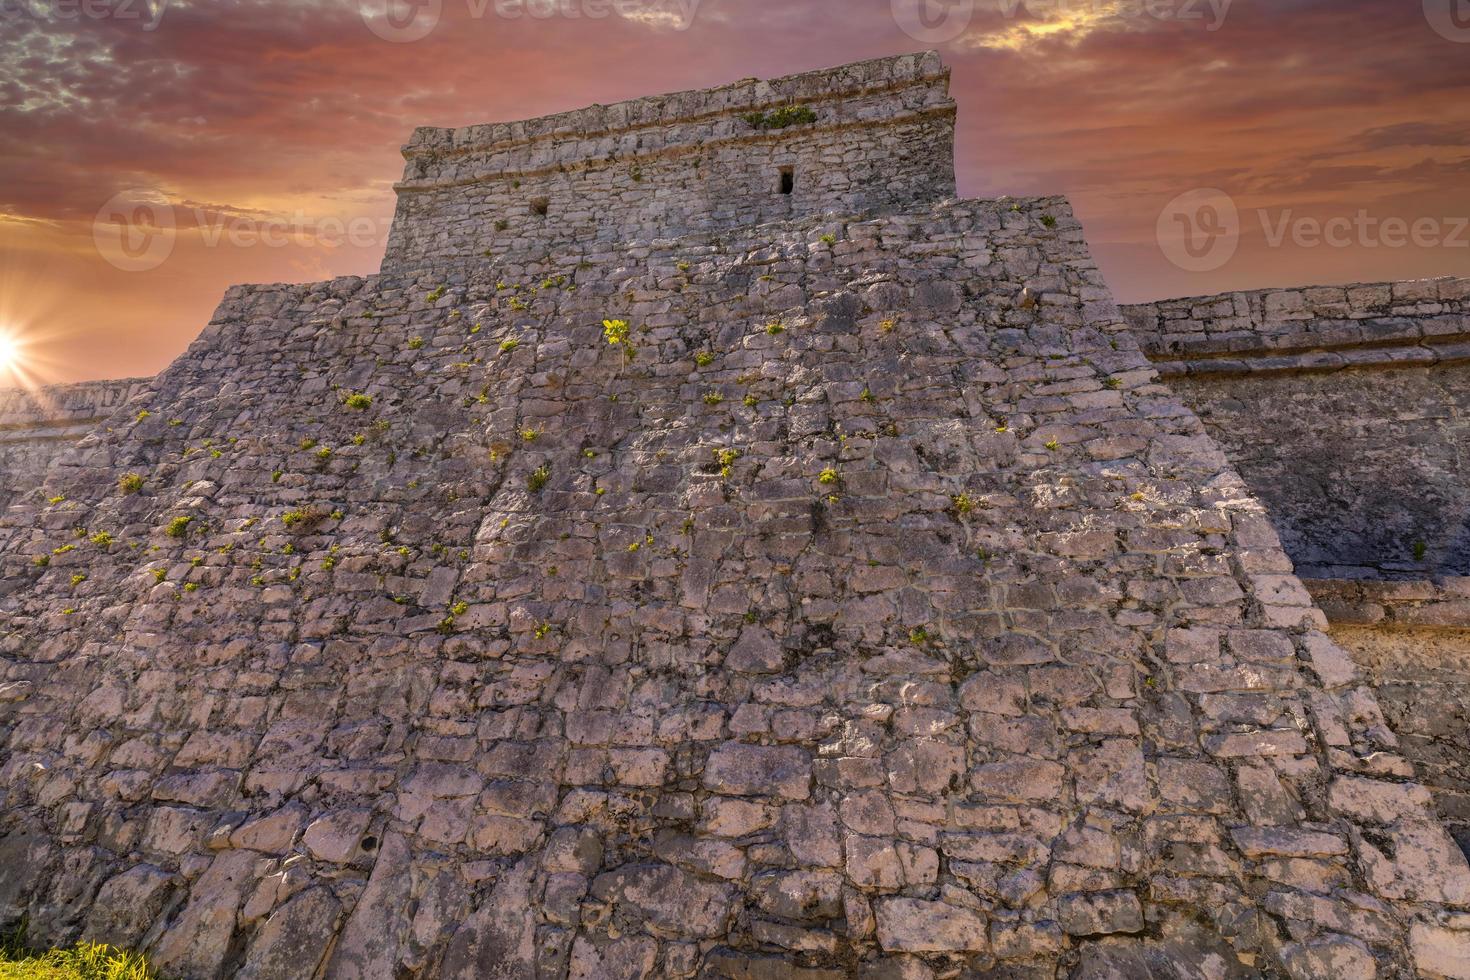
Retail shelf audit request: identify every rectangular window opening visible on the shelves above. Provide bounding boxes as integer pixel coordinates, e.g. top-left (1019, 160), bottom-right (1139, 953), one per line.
top-left (779, 168), bottom-right (795, 195)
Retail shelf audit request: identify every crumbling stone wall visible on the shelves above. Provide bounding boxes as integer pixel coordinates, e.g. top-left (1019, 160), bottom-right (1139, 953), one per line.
top-left (382, 52), bottom-right (956, 272)
top-left (0, 379), bottom-right (145, 510)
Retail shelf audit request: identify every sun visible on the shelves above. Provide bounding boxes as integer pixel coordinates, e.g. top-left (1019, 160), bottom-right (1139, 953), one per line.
top-left (0, 332), bottom-right (18, 375)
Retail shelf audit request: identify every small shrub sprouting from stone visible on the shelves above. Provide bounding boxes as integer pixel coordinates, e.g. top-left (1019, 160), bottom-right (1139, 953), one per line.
top-left (299, 437), bottom-right (317, 450)
top-left (1103, 376), bottom-right (1122, 390)
top-left (32, 555), bottom-right (48, 567)
top-left (1040, 214), bottom-right (1058, 229)
top-left (694, 351), bottom-right (715, 367)
top-left (281, 509), bottom-right (317, 532)
top-left (766, 320), bottom-right (784, 336)
top-left (521, 427), bottom-right (540, 442)
top-left (135, 409), bottom-right (151, 422)
top-left (703, 391), bottom-right (724, 406)
top-left (818, 467), bottom-right (839, 485)
top-left (165, 516), bottom-right (193, 538)
top-left (408, 336), bottom-right (425, 350)
top-left (534, 622), bottom-right (554, 640)
top-left (153, 567), bottom-right (167, 583)
top-left (47, 495), bottom-right (64, 505)
top-left (1413, 539), bottom-right (1428, 561)
top-left (316, 446), bottom-right (333, 461)
top-left (118, 472), bottom-right (144, 494)
top-left (599, 320), bottom-right (635, 358)
top-left (52, 544), bottom-right (74, 555)
top-left (71, 573), bottom-right (87, 587)
top-left (344, 393), bottom-right (373, 410)
top-left (879, 318), bottom-right (896, 334)
top-left (426, 285), bottom-right (446, 303)
top-left (908, 626), bottom-right (932, 646)
top-left (89, 531), bottom-right (114, 547)
top-left (860, 388), bottom-right (876, 404)
top-left (528, 464), bottom-right (551, 493)
top-left (713, 448), bottom-right (740, 478)
top-left (743, 104), bottom-right (817, 130)
top-left (500, 338), bottom-right (519, 354)
top-left (819, 233), bottom-right (837, 246)
top-left (494, 220), bottom-right (508, 231)
top-left (1044, 438), bottom-right (1061, 451)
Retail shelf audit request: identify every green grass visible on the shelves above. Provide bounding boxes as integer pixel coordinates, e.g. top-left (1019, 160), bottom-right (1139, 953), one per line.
top-left (0, 932), bottom-right (155, 980)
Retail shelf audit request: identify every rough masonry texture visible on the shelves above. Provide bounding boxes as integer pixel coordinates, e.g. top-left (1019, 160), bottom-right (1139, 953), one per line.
top-left (2, 53), bottom-right (1470, 979)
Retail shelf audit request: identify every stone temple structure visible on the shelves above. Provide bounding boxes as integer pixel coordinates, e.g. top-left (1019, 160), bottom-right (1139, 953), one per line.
top-left (2, 51), bottom-right (1469, 979)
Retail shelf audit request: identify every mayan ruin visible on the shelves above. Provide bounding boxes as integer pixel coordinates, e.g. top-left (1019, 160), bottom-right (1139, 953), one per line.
top-left (1, 50), bottom-right (1468, 978)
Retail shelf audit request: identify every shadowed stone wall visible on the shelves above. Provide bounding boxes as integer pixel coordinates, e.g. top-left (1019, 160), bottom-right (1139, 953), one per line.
top-left (1124, 277), bottom-right (1470, 579)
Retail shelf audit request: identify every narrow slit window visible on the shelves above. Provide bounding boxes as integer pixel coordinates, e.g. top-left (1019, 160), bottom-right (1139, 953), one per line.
top-left (779, 168), bottom-right (795, 195)
top-left (531, 197), bottom-right (549, 217)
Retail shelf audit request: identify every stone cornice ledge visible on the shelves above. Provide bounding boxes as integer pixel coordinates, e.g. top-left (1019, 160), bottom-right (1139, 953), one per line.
top-left (400, 51), bottom-right (950, 163)
top-left (1305, 577), bottom-right (1470, 629)
top-left (1147, 316), bottom-right (1470, 379)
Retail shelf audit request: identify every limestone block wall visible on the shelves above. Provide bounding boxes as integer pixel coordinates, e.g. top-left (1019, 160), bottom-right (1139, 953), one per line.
top-left (2, 196), bottom-right (1467, 978)
top-left (381, 52), bottom-right (956, 272)
top-left (1123, 277), bottom-right (1470, 579)
top-left (0, 379), bottom-right (147, 509)
top-left (1308, 579), bottom-right (1470, 862)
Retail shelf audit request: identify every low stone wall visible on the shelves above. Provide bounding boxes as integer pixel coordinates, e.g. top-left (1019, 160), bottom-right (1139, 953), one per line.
top-left (1307, 578), bottom-right (1470, 862)
top-left (1123, 276), bottom-right (1470, 377)
top-left (0, 379), bottom-right (147, 508)
top-left (382, 52), bottom-right (956, 271)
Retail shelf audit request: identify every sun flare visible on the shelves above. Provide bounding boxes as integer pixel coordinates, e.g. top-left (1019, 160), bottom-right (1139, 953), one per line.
top-left (0, 332), bottom-right (19, 374)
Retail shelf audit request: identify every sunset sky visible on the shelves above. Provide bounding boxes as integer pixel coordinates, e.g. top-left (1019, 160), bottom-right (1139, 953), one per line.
top-left (1, 0), bottom-right (1467, 384)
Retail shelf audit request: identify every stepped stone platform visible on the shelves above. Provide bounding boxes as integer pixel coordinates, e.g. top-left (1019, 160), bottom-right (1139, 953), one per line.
top-left (2, 52), bottom-right (1469, 979)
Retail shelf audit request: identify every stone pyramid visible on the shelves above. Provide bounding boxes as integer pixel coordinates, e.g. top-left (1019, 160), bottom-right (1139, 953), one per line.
top-left (1, 51), bottom-right (1467, 979)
